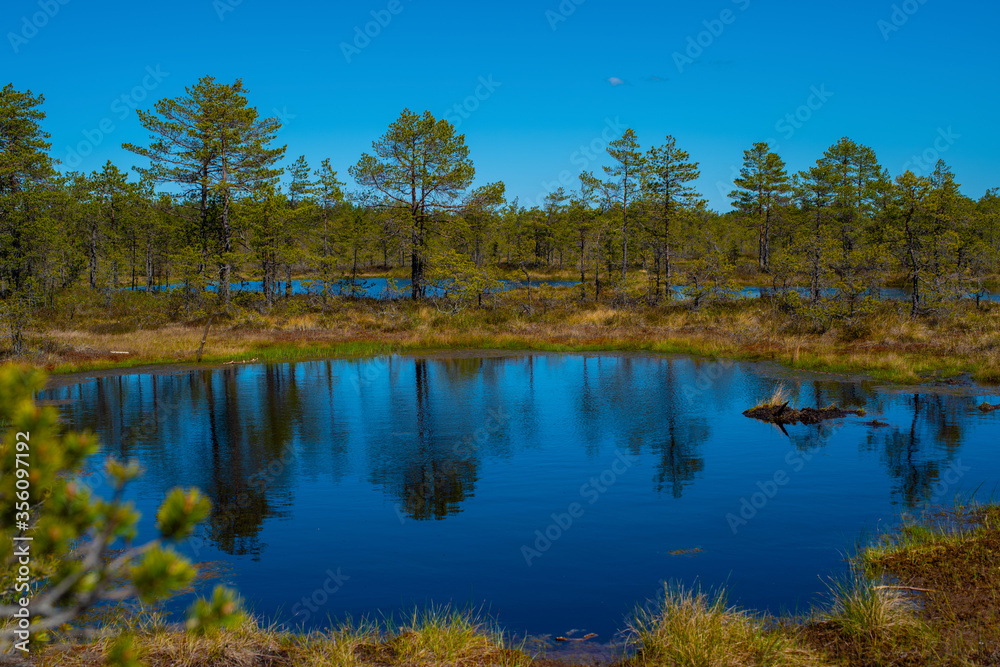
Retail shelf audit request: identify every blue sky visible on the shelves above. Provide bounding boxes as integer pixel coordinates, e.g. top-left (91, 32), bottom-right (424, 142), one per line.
top-left (4, 0), bottom-right (998, 211)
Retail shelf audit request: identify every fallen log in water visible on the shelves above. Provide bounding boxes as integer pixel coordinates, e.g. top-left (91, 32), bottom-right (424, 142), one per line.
top-left (743, 403), bottom-right (865, 426)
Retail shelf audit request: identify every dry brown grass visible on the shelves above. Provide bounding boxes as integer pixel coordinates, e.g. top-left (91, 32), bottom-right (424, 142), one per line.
top-left (30, 612), bottom-right (531, 667)
top-left (9, 287), bottom-right (1000, 384)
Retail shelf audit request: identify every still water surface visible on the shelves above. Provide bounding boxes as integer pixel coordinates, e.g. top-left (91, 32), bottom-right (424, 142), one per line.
top-left (140, 278), bottom-right (1000, 302)
top-left (40, 354), bottom-right (1000, 640)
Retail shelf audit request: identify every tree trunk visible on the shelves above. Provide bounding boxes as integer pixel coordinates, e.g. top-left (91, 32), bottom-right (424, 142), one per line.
top-left (410, 232), bottom-right (423, 300)
top-left (145, 243), bottom-right (153, 293)
top-left (654, 245), bottom-right (661, 303)
top-left (594, 231), bottom-right (601, 300)
top-left (89, 223), bottom-right (98, 289)
top-left (199, 168), bottom-right (209, 274)
top-left (218, 169), bottom-right (232, 305)
top-left (663, 214), bottom-right (672, 302)
top-left (904, 209), bottom-right (920, 317)
top-left (762, 206), bottom-right (772, 272)
top-left (621, 207), bottom-right (628, 284)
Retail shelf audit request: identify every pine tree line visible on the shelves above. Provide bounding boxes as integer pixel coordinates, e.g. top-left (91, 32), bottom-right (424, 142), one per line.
top-left (2, 78), bottom-right (999, 352)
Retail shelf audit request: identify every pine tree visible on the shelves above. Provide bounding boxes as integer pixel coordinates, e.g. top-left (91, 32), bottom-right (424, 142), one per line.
top-left (794, 164), bottom-right (839, 304)
top-left (125, 76), bottom-right (285, 305)
top-left (350, 109), bottom-right (487, 299)
top-left (310, 159), bottom-right (346, 302)
top-left (802, 139), bottom-right (891, 318)
top-left (889, 170), bottom-right (933, 315)
top-left (0, 84), bottom-right (53, 295)
top-left (643, 135), bottom-right (701, 301)
top-left (602, 129), bottom-right (644, 284)
top-left (729, 142), bottom-right (789, 273)
top-left (0, 85), bottom-right (55, 353)
top-left (240, 184), bottom-right (287, 306)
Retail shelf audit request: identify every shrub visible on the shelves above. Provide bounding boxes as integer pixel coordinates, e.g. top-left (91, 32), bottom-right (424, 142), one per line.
top-left (0, 365), bottom-right (243, 663)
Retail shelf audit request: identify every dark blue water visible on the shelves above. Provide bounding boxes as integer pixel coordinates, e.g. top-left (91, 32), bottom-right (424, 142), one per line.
top-left (40, 354), bottom-right (1000, 640)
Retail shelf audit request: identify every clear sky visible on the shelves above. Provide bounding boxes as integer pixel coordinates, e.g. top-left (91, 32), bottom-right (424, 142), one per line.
top-left (4, 0), bottom-right (998, 212)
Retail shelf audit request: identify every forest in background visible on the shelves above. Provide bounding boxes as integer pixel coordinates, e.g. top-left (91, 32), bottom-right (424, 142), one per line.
top-left (2, 77), bottom-right (999, 356)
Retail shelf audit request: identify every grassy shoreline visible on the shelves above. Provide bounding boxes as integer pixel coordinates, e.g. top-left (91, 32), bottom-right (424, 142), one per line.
top-left (26, 502), bottom-right (1000, 666)
top-left (7, 286), bottom-right (1000, 385)
top-left (11, 286), bottom-right (1000, 665)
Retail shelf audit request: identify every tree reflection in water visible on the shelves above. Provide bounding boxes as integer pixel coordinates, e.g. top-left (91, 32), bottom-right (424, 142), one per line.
top-left (39, 355), bottom-right (993, 559)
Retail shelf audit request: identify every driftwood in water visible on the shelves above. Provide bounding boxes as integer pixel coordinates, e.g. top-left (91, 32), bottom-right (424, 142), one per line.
top-left (554, 633), bottom-right (598, 642)
top-left (743, 402), bottom-right (864, 426)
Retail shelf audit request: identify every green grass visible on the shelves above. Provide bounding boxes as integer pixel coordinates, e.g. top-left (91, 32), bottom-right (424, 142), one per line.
top-left (624, 583), bottom-right (818, 666)
top-left (9, 283), bottom-right (1000, 386)
top-left (23, 504), bottom-right (1000, 665)
top-left (389, 605), bottom-right (529, 667)
top-left (800, 501), bottom-right (1000, 665)
top-left (821, 566), bottom-right (926, 641)
top-left (34, 605), bottom-right (531, 667)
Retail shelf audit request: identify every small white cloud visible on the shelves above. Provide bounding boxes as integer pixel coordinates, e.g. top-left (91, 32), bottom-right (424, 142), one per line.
top-left (608, 77), bottom-right (625, 86)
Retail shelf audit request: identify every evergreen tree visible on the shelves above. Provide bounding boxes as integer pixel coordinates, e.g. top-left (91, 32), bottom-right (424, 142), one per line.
top-left (350, 109), bottom-right (487, 299)
top-left (729, 142), bottom-right (789, 273)
top-left (888, 170), bottom-right (934, 316)
top-left (125, 76), bottom-right (286, 305)
top-left (0, 85), bottom-right (53, 293)
top-left (643, 135), bottom-right (701, 300)
top-left (0, 85), bottom-right (55, 353)
top-left (313, 159), bottom-right (346, 302)
top-left (602, 129), bottom-right (644, 283)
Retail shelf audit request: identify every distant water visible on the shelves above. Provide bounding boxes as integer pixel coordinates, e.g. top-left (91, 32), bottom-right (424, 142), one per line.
top-left (129, 278), bottom-right (999, 302)
top-left (42, 354), bottom-right (1000, 640)
top-left (132, 277), bottom-right (580, 299)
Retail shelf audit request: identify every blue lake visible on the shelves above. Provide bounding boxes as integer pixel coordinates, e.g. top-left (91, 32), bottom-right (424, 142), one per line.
top-left (137, 278), bottom-right (581, 299)
top-left (133, 278), bottom-right (1000, 303)
top-left (40, 353), bottom-right (1000, 642)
